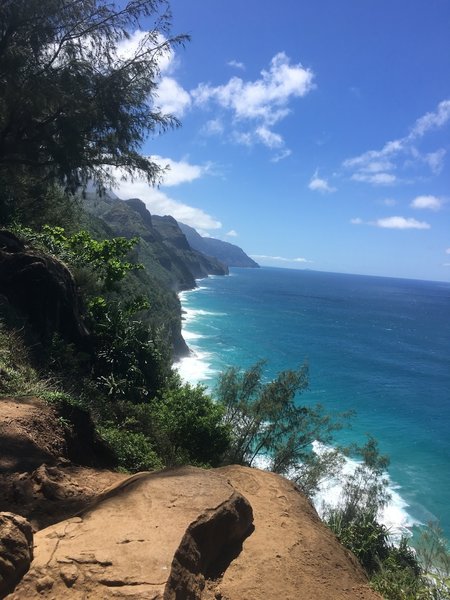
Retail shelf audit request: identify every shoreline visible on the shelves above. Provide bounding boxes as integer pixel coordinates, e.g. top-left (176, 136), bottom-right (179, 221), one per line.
top-left (175, 277), bottom-right (422, 541)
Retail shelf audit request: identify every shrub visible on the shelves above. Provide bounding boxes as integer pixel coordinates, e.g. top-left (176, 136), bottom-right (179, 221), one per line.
top-left (0, 321), bottom-right (49, 396)
top-left (99, 427), bottom-right (163, 473)
top-left (151, 379), bottom-right (231, 466)
top-left (370, 538), bottom-right (427, 600)
top-left (89, 298), bottom-right (171, 403)
top-left (216, 362), bottom-right (347, 482)
top-left (328, 508), bottom-right (389, 575)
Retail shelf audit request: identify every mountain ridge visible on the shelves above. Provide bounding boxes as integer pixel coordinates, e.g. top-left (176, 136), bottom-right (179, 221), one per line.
top-left (178, 222), bottom-right (259, 269)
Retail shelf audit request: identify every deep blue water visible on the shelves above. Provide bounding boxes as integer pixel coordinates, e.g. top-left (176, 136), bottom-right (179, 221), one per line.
top-left (177, 267), bottom-right (450, 538)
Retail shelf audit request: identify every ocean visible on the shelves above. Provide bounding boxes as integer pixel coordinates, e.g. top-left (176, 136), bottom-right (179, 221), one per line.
top-left (176, 267), bottom-right (450, 540)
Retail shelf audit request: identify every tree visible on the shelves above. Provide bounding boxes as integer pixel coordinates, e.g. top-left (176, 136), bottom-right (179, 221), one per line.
top-left (216, 362), bottom-right (346, 486)
top-left (0, 0), bottom-right (188, 221)
top-left (150, 378), bottom-right (231, 466)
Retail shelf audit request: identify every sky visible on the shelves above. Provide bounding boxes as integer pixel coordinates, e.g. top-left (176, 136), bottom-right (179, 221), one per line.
top-left (114, 0), bottom-right (450, 282)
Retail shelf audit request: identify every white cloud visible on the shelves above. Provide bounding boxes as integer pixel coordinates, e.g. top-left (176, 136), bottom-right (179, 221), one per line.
top-left (117, 183), bottom-right (221, 231)
top-left (255, 126), bottom-right (284, 149)
top-left (409, 99), bottom-right (450, 138)
top-left (193, 52), bottom-right (314, 123)
top-left (410, 195), bottom-right (442, 211)
top-left (351, 172), bottom-right (397, 185)
top-left (271, 149), bottom-right (292, 163)
top-left (192, 52), bottom-right (314, 154)
top-left (445, 248), bottom-right (450, 254)
top-left (343, 99), bottom-right (450, 185)
top-left (231, 130), bottom-right (254, 146)
top-left (381, 198), bottom-right (397, 207)
top-left (202, 118), bottom-right (224, 136)
top-left (226, 230), bottom-right (238, 237)
top-left (373, 216), bottom-right (431, 230)
top-left (251, 254), bottom-right (311, 263)
top-left (155, 77), bottom-right (191, 117)
top-left (361, 160), bottom-right (395, 173)
top-left (151, 156), bottom-right (208, 186)
top-left (116, 31), bottom-right (192, 118)
top-left (423, 149), bottom-right (446, 174)
top-left (228, 60), bottom-right (245, 70)
top-left (116, 30), bottom-right (174, 73)
top-left (107, 165), bottom-right (221, 231)
top-left (308, 170), bottom-right (336, 193)
top-left (344, 140), bottom-right (404, 171)
top-left (350, 217), bottom-right (363, 225)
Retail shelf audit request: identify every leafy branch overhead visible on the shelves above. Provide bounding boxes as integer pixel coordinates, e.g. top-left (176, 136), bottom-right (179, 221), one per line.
top-left (0, 0), bottom-right (189, 198)
top-left (16, 225), bottom-right (142, 290)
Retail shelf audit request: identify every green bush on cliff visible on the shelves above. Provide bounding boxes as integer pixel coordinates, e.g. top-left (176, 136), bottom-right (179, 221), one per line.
top-left (101, 377), bottom-right (231, 468)
top-left (151, 378), bottom-right (230, 466)
top-left (216, 361), bottom-right (348, 487)
top-left (99, 427), bottom-right (163, 472)
top-left (324, 439), bottom-right (450, 599)
top-left (88, 297), bottom-right (171, 403)
top-left (14, 225), bottom-right (141, 292)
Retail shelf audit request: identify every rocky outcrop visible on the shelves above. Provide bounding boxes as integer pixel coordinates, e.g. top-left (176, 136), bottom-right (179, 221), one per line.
top-left (152, 215), bottom-right (228, 279)
top-left (0, 231), bottom-right (88, 344)
top-left (0, 398), bottom-right (381, 600)
top-left (5, 465), bottom-right (381, 600)
top-left (83, 193), bottom-right (228, 290)
top-left (82, 192), bottom-right (228, 356)
top-left (7, 468), bottom-right (254, 599)
top-left (0, 513), bottom-right (33, 598)
top-left (0, 397), bottom-right (66, 474)
top-left (214, 466), bottom-right (381, 600)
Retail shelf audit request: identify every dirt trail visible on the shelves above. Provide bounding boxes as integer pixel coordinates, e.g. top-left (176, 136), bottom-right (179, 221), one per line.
top-left (0, 397), bottom-right (126, 530)
top-left (0, 397), bottom-right (381, 599)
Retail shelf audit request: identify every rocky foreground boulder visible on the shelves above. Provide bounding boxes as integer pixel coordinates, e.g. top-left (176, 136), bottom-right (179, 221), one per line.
top-left (0, 513), bottom-right (33, 598)
top-left (6, 466), bottom-right (381, 600)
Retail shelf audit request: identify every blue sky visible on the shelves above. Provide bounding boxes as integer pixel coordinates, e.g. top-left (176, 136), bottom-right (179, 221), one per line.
top-left (114, 0), bottom-right (450, 281)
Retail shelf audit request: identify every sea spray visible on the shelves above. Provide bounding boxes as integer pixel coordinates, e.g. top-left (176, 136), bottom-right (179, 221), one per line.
top-left (251, 443), bottom-right (419, 542)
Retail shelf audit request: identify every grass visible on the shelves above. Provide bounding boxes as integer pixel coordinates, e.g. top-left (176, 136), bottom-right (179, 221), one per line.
top-left (0, 322), bottom-right (50, 397)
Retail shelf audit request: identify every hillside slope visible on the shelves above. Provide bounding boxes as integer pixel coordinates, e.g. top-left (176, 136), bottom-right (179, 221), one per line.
top-left (178, 222), bottom-right (259, 268)
top-left (82, 193), bottom-right (229, 355)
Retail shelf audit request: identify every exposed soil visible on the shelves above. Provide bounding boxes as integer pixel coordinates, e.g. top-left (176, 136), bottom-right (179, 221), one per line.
top-left (0, 396), bottom-right (126, 531)
top-left (0, 396), bottom-right (381, 599)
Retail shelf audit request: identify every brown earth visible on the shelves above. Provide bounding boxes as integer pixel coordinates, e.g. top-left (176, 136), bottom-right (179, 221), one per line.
top-left (0, 397), bottom-right (126, 531)
top-left (0, 396), bottom-right (382, 599)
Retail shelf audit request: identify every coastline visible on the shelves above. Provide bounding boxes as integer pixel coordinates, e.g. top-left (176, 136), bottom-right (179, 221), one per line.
top-left (174, 278), bottom-right (224, 385)
top-left (174, 275), bottom-right (423, 541)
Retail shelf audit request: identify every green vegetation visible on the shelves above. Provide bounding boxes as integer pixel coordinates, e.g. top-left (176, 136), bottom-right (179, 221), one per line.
top-left (0, 322), bottom-right (49, 396)
top-left (97, 428), bottom-right (163, 472)
top-left (0, 0), bottom-right (187, 224)
top-left (14, 225), bottom-right (142, 290)
top-left (216, 361), bottom-right (347, 493)
top-left (324, 439), bottom-right (450, 599)
top-left (1, 3), bottom-right (449, 598)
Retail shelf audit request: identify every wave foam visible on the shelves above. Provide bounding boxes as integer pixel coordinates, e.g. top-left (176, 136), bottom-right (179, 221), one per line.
top-left (182, 330), bottom-right (205, 341)
top-left (174, 350), bottom-right (217, 386)
top-left (253, 442), bottom-right (419, 541)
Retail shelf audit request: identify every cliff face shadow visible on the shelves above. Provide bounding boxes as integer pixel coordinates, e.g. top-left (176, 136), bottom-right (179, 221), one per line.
top-left (164, 492), bottom-right (254, 599)
top-left (0, 432), bottom-right (57, 473)
top-left (204, 522), bottom-right (256, 580)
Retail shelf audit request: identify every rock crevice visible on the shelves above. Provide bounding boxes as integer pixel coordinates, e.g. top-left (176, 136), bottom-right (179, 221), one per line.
top-left (165, 491), bottom-right (254, 600)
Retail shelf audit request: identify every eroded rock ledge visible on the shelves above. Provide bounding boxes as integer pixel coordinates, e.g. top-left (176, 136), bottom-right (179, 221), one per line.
top-left (4, 465), bottom-right (381, 600)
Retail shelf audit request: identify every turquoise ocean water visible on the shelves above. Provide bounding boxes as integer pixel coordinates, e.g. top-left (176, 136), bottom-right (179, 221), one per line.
top-left (176, 267), bottom-right (450, 539)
